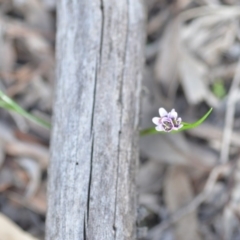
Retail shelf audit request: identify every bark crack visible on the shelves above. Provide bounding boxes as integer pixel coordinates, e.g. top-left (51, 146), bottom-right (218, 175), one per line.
top-left (87, 135), bottom-right (94, 221)
top-left (113, 1), bottom-right (130, 238)
top-left (86, 0), bottom-right (104, 232)
top-left (90, 59), bottom-right (98, 133)
top-left (87, 57), bottom-right (98, 225)
top-left (83, 213), bottom-right (87, 240)
top-left (99, 0), bottom-right (105, 65)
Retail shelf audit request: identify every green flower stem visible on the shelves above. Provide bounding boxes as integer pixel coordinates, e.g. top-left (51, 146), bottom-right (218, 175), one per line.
top-left (0, 89), bottom-right (212, 134)
top-left (140, 108), bottom-right (213, 136)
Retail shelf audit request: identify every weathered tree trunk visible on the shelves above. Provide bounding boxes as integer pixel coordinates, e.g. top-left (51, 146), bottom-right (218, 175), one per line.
top-left (46, 0), bottom-right (145, 240)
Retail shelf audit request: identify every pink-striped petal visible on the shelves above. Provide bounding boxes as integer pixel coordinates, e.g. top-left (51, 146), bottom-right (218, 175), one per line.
top-left (178, 124), bottom-right (183, 129)
top-left (168, 109), bottom-right (177, 119)
top-left (152, 117), bottom-right (160, 125)
top-left (155, 125), bottom-right (164, 131)
top-left (159, 108), bottom-right (168, 117)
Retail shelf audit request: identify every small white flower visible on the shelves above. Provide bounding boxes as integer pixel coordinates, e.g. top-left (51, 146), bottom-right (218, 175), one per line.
top-left (152, 108), bottom-right (183, 132)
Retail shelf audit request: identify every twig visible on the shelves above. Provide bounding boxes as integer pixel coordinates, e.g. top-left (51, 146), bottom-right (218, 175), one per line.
top-left (220, 57), bottom-right (240, 163)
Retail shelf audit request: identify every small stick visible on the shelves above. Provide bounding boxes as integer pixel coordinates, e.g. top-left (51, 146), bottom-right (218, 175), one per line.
top-left (220, 57), bottom-right (240, 163)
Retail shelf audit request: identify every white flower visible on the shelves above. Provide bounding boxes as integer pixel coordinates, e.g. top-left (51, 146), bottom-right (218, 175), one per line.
top-left (152, 108), bottom-right (183, 132)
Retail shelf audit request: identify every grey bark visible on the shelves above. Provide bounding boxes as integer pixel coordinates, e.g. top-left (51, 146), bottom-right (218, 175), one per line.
top-left (46, 1), bottom-right (145, 240)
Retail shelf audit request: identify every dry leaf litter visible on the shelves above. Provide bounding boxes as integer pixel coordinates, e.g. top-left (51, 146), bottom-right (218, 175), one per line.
top-left (0, 0), bottom-right (240, 240)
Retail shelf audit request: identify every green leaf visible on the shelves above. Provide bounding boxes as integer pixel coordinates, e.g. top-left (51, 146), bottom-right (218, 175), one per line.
top-left (0, 90), bottom-right (51, 130)
top-left (140, 108), bottom-right (213, 136)
top-left (181, 108), bottom-right (213, 130)
top-left (212, 80), bottom-right (226, 99)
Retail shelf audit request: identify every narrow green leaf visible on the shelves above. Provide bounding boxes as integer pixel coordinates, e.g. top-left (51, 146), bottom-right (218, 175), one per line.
top-left (0, 101), bottom-right (15, 110)
top-left (0, 90), bottom-right (51, 130)
top-left (181, 108), bottom-right (213, 130)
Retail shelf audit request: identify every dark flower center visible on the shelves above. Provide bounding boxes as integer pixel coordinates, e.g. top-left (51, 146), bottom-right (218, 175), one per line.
top-left (172, 119), bottom-right (180, 127)
top-left (161, 118), bottom-right (173, 131)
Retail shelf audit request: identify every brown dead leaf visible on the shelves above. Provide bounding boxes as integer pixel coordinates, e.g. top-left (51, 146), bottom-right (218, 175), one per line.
top-left (41, 0), bottom-right (56, 10)
top-left (12, 0), bottom-right (54, 33)
top-left (137, 160), bottom-right (165, 194)
top-left (176, 0), bottom-right (192, 9)
top-left (140, 134), bottom-right (190, 165)
top-left (16, 157), bottom-right (41, 198)
top-left (0, 167), bottom-right (15, 192)
top-left (178, 47), bottom-right (220, 107)
top-left (222, 158), bottom-right (240, 239)
top-left (164, 166), bottom-right (202, 240)
top-left (140, 133), bottom-right (216, 168)
top-left (28, 182), bottom-right (47, 214)
top-left (139, 193), bottom-right (161, 215)
top-left (178, 48), bottom-right (208, 105)
top-left (147, 8), bottom-right (170, 36)
top-left (0, 123), bottom-right (49, 169)
top-left (7, 189), bottom-right (46, 215)
top-left (0, 213), bottom-right (38, 240)
top-left (0, 37), bottom-right (16, 77)
top-left (154, 20), bottom-right (179, 92)
top-left (5, 142), bottom-right (49, 170)
top-left (188, 123), bottom-right (240, 147)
